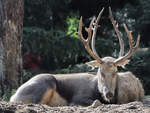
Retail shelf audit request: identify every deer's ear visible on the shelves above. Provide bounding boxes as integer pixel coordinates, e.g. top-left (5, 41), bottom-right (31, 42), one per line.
top-left (115, 59), bottom-right (130, 68)
top-left (86, 60), bottom-right (100, 68)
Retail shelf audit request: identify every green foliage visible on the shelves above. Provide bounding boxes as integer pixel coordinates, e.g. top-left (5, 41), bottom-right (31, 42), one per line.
top-left (138, 0), bottom-right (150, 25)
top-left (23, 27), bottom-right (87, 70)
top-left (24, 0), bottom-right (72, 29)
top-left (54, 63), bottom-right (92, 74)
top-left (22, 70), bottom-right (35, 83)
top-left (66, 12), bottom-right (79, 38)
top-left (23, 24), bottom-right (114, 71)
top-left (2, 89), bottom-right (16, 101)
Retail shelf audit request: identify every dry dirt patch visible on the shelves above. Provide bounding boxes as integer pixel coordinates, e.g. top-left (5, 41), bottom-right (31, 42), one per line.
top-left (0, 101), bottom-right (150, 113)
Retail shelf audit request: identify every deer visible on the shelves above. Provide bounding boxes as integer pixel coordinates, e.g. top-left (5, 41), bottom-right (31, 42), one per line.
top-left (10, 7), bottom-right (147, 106)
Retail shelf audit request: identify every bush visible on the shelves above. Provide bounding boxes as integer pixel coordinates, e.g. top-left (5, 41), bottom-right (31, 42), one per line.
top-left (2, 89), bottom-right (16, 101)
top-left (23, 27), bottom-right (86, 70)
top-left (23, 26), bottom-right (114, 71)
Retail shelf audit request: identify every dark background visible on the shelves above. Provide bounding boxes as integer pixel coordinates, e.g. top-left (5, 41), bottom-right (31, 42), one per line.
top-left (22, 0), bottom-right (150, 94)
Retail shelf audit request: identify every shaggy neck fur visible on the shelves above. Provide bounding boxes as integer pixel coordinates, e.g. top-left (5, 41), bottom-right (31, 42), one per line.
top-left (97, 69), bottom-right (119, 104)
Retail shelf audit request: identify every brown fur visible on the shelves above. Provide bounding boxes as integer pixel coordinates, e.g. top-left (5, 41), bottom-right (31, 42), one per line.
top-left (48, 89), bottom-right (67, 106)
top-left (41, 89), bottom-right (54, 105)
top-left (40, 84), bottom-right (67, 106)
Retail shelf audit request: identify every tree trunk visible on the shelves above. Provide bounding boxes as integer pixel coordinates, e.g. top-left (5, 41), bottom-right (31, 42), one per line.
top-left (0, 0), bottom-right (24, 97)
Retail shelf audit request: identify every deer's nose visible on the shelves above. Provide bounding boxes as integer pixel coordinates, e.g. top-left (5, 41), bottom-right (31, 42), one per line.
top-left (106, 92), bottom-right (113, 99)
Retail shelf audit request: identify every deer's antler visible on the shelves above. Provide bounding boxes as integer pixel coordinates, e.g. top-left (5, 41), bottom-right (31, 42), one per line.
top-left (109, 7), bottom-right (124, 57)
top-left (78, 8), bottom-right (105, 64)
top-left (91, 8), bottom-right (104, 57)
top-left (114, 24), bottom-right (148, 66)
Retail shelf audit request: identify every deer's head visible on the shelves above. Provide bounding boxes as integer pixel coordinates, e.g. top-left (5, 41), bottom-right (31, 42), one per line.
top-left (78, 7), bottom-right (148, 103)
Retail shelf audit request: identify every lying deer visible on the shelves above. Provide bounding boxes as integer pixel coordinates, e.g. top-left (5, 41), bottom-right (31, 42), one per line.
top-left (10, 8), bottom-right (147, 106)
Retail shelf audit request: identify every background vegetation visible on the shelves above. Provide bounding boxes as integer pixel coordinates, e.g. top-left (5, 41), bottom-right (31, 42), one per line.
top-left (22, 0), bottom-right (150, 95)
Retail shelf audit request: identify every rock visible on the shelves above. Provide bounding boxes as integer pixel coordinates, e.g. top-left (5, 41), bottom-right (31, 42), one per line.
top-left (89, 99), bottom-right (102, 108)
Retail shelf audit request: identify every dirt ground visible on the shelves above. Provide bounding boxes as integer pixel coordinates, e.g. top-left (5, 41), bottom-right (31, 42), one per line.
top-left (0, 101), bottom-right (150, 113)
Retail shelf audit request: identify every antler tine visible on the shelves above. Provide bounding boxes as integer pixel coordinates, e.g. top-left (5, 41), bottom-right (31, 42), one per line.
top-left (114, 24), bottom-right (148, 66)
top-left (86, 17), bottom-right (96, 43)
top-left (133, 34), bottom-right (148, 52)
top-left (135, 35), bottom-right (141, 49)
top-left (78, 16), bottom-right (103, 64)
top-left (123, 25), bottom-right (148, 53)
top-left (123, 24), bottom-right (134, 50)
top-left (109, 7), bottom-right (124, 57)
top-left (91, 7), bottom-right (104, 57)
top-left (78, 16), bottom-right (86, 44)
top-left (78, 16), bottom-right (95, 44)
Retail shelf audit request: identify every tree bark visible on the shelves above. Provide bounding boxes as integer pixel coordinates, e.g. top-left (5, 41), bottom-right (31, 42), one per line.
top-left (0, 0), bottom-right (24, 96)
